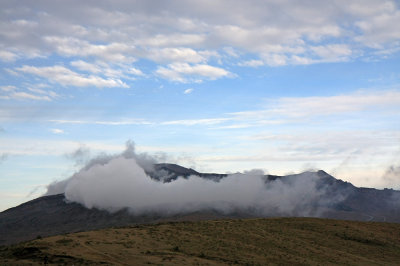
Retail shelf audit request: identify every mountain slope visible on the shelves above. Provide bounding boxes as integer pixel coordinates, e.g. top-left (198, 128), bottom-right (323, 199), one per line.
top-left (2, 218), bottom-right (400, 265)
top-left (0, 194), bottom-right (157, 246)
top-left (0, 194), bottom-right (240, 246)
top-left (1, 164), bottom-right (400, 246)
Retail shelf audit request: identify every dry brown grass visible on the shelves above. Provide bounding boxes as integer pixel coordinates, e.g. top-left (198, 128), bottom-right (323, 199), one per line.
top-left (1, 217), bottom-right (400, 265)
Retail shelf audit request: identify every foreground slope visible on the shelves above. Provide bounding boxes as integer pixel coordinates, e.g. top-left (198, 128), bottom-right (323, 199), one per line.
top-left (1, 218), bottom-right (400, 265)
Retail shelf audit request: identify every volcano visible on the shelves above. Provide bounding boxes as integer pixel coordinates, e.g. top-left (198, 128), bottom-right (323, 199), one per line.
top-left (1, 164), bottom-right (400, 246)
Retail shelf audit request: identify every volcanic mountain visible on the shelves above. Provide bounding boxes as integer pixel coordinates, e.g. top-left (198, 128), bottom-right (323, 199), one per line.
top-left (1, 164), bottom-right (400, 246)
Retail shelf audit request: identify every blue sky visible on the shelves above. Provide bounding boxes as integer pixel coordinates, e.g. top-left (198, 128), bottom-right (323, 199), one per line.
top-left (1, 0), bottom-right (400, 211)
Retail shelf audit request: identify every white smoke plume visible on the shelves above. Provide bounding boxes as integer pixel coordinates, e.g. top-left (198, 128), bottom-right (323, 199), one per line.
top-left (65, 144), bottom-right (91, 167)
top-left (46, 141), bottom-right (345, 217)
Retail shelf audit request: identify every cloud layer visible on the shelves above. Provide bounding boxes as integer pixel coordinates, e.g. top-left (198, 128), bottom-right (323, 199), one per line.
top-left (1, 0), bottom-right (400, 92)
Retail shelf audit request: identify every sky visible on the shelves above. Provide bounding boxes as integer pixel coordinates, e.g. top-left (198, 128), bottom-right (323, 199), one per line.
top-left (0, 0), bottom-right (400, 211)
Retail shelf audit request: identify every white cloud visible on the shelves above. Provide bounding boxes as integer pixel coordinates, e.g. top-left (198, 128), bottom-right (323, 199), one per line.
top-left (0, 84), bottom-right (61, 101)
top-left (355, 9), bottom-right (400, 49)
top-left (156, 62), bottom-right (232, 82)
top-left (143, 89), bottom-right (400, 132)
top-left (50, 128), bottom-right (64, 134)
top-left (157, 89), bottom-right (400, 130)
top-left (253, 44), bottom-right (353, 66)
top-left (223, 47), bottom-right (240, 58)
top-left (311, 44), bottom-right (352, 62)
top-left (16, 65), bottom-right (128, 88)
top-left (0, 50), bottom-right (18, 62)
top-left (147, 47), bottom-right (206, 63)
top-left (162, 118), bottom-right (230, 126)
top-left (49, 119), bottom-right (151, 125)
top-left (0, 0), bottom-right (399, 71)
top-left (27, 87), bottom-right (59, 98)
top-left (274, 90), bottom-right (400, 117)
top-left (27, 87), bottom-right (47, 94)
top-left (290, 55), bottom-right (314, 65)
top-left (184, 88), bottom-right (194, 94)
top-left (0, 85), bottom-right (58, 101)
top-left (231, 90), bottom-right (400, 120)
top-left (261, 54), bottom-right (288, 66)
top-left (215, 124), bottom-right (254, 129)
top-left (70, 60), bottom-right (102, 73)
top-left (127, 67), bottom-right (144, 76)
top-left (44, 36), bottom-right (135, 62)
top-left (137, 33), bottom-right (206, 47)
top-left (9, 92), bottom-right (51, 101)
top-left (0, 86), bottom-right (17, 92)
top-left (70, 60), bottom-right (144, 80)
top-left (237, 59), bottom-right (264, 67)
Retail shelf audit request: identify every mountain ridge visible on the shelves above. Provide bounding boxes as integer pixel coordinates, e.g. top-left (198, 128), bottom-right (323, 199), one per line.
top-left (1, 164), bottom-right (399, 246)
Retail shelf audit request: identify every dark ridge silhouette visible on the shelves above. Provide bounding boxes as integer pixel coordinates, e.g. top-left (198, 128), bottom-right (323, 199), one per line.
top-left (150, 163), bottom-right (226, 182)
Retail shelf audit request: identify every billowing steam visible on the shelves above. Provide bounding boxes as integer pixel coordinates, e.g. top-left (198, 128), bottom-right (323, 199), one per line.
top-left (46, 141), bottom-right (345, 217)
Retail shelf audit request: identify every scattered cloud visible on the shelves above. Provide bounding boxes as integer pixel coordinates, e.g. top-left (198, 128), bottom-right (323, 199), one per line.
top-left (157, 89), bottom-right (400, 129)
top-left (50, 128), bottom-right (64, 134)
top-left (355, 8), bottom-right (400, 49)
top-left (49, 119), bottom-right (151, 125)
top-left (156, 63), bottom-right (232, 83)
top-left (0, 85), bottom-right (58, 101)
top-left (70, 60), bottom-right (102, 74)
top-left (162, 118), bottom-right (230, 126)
top-left (310, 44), bottom-right (352, 62)
top-left (0, 0), bottom-right (399, 92)
top-left (0, 86), bottom-right (17, 92)
top-left (147, 48), bottom-right (208, 63)
top-left (237, 59), bottom-right (264, 67)
top-left (184, 88), bottom-right (194, 94)
top-left (261, 54), bottom-right (288, 66)
top-left (223, 47), bottom-right (240, 58)
top-left (136, 33), bottom-right (206, 48)
top-left (16, 65), bottom-right (128, 88)
top-left (7, 92), bottom-right (51, 101)
top-left (0, 50), bottom-right (18, 62)
top-left (127, 67), bottom-right (144, 77)
top-left (70, 60), bottom-right (144, 78)
top-left (44, 36), bottom-right (135, 62)
top-left (231, 89), bottom-right (400, 120)
top-left (0, 0), bottom-right (398, 70)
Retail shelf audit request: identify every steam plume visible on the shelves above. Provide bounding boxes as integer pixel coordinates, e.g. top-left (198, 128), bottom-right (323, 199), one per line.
top-left (46, 141), bottom-right (345, 217)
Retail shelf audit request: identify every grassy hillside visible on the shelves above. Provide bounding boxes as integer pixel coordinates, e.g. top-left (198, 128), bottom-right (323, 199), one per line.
top-left (1, 217), bottom-right (400, 265)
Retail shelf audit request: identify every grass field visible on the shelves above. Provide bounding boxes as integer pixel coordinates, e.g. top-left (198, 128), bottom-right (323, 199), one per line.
top-left (1, 217), bottom-right (400, 265)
